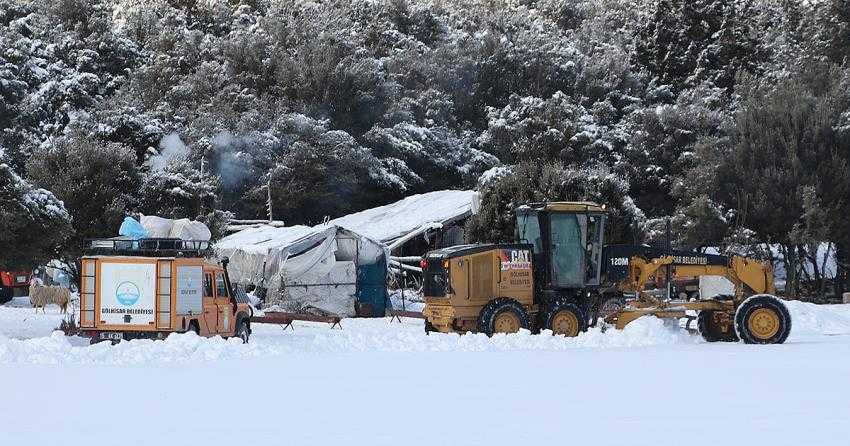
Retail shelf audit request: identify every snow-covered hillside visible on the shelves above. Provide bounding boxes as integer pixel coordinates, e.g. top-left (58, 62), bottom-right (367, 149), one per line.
top-left (2, 301), bottom-right (850, 445)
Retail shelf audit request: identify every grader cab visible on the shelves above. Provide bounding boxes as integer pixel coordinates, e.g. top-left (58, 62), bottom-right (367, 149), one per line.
top-left (422, 201), bottom-right (792, 344)
top-left (423, 202), bottom-right (606, 337)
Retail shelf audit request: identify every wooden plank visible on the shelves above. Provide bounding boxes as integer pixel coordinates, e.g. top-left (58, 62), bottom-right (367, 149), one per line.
top-left (250, 311), bottom-right (342, 328)
top-left (387, 309), bottom-right (425, 319)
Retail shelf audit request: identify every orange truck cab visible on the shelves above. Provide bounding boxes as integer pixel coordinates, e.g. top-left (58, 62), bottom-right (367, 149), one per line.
top-left (78, 238), bottom-right (253, 344)
top-left (0, 270), bottom-right (31, 304)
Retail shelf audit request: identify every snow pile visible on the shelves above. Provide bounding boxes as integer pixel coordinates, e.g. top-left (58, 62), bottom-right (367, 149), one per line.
top-left (785, 301), bottom-right (850, 337)
top-left (0, 316), bottom-right (696, 365)
top-left (0, 302), bottom-right (66, 340)
top-left (0, 331), bottom-right (250, 365)
top-left (3, 301), bottom-right (849, 365)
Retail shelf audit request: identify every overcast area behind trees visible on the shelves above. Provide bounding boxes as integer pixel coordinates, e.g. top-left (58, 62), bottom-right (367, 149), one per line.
top-left (1, 0), bottom-right (848, 297)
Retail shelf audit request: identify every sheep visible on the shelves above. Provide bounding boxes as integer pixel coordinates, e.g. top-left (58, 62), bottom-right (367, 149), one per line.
top-left (29, 284), bottom-right (70, 314)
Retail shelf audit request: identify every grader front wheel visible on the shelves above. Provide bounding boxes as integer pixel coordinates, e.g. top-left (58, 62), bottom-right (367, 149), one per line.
top-left (735, 295), bottom-right (792, 344)
top-left (478, 298), bottom-right (530, 336)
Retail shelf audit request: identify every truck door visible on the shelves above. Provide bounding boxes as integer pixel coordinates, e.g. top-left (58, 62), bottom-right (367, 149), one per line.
top-left (214, 273), bottom-right (233, 335)
top-left (203, 272), bottom-right (219, 334)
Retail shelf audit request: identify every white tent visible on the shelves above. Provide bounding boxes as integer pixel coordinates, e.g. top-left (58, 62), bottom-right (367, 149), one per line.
top-left (217, 226), bottom-right (385, 317)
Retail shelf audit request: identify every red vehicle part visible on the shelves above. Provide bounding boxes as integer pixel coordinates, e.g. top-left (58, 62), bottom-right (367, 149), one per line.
top-left (0, 270), bottom-right (31, 304)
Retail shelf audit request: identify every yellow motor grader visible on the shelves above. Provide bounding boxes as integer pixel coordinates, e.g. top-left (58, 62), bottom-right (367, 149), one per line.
top-left (421, 202), bottom-right (791, 344)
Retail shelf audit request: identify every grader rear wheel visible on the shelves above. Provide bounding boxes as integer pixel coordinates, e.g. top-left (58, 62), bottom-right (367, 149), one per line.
top-left (551, 310), bottom-right (580, 336)
top-left (697, 310), bottom-right (738, 342)
top-left (735, 295), bottom-right (792, 344)
top-left (541, 300), bottom-right (587, 337)
top-left (493, 312), bottom-right (521, 333)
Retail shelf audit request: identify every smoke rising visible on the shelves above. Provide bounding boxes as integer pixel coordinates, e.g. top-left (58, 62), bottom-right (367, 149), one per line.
top-left (212, 130), bottom-right (242, 188)
top-left (149, 133), bottom-right (190, 171)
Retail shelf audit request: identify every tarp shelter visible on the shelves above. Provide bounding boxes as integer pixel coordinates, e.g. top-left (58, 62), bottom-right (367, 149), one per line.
top-left (216, 190), bottom-right (480, 317)
top-left (216, 226), bottom-right (386, 317)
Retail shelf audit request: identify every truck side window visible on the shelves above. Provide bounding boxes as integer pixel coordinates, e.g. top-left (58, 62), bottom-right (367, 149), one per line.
top-left (204, 273), bottom-right (214, 297)
top-left (215, 273), bottom-right (228, 298)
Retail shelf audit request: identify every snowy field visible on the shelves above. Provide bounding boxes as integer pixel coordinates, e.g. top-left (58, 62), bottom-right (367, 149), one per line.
top-left (2, 299), bottom-right (850, 445)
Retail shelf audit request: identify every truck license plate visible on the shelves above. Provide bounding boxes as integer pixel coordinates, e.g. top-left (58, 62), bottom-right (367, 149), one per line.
top-left (16, 275), bottom-right (27, 283)
top-left (99, 332), bottom-right (122, 340)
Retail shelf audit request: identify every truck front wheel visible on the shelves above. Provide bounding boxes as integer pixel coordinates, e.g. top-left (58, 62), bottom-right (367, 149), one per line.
top-left (0, 286), bottom-right (12, 305)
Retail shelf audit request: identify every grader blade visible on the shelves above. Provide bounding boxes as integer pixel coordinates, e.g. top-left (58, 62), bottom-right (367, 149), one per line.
top-left (606, 300), bottom-right (731, 330)
top-left (608, 308), bottom-right (688, 330)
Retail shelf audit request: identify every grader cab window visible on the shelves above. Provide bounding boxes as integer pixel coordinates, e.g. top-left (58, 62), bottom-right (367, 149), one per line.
top-left (516, 211), bottom-right (543, 254)
top-left (584, 214), bottom-right (604, 285)
top-left (549, 212), bottom-right (584, 287)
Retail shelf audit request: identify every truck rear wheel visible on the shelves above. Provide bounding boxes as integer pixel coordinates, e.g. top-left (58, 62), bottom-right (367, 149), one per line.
top-left (697, 310), bottom-right (738, 342)
top-left (478, 298), bottom-right (529, 336)
top-left (236, 320), bottom-right (250, 343)
top-left (0, 286), bottom-right (12, 305)
top-left (735, 295), bottom-right (791, 344)
top-left (185, 321), bottom-right (199, 335)
top-left (541, 300), bottom-right (586, 337)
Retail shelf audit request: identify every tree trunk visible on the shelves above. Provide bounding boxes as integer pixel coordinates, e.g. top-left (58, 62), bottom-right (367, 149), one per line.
top-left (837, 242), bottom-right (848, 298)
top-left (780, 244), bottom-right (798, 298)
top-left (819, 243), bottom-right (832, 299)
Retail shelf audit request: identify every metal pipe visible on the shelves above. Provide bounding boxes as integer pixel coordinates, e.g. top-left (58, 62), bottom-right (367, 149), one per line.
top-left (388, 259), bottom-right (422, 273)
top-left (386, 222), bottom-right (443, 252)
top-left (390, 256), bottom-right (424, 263)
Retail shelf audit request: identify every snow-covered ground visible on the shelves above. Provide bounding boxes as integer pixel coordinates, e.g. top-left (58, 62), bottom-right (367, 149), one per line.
top-left (2, 300), bottom-right (850, 445)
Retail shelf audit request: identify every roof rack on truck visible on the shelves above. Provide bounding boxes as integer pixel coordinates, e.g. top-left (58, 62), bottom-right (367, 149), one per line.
top-left (83, 237), bottom-right (211, 258)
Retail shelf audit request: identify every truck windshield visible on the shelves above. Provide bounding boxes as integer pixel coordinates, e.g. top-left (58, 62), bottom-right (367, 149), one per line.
top-left (516, 211), bottom-right (543, 254)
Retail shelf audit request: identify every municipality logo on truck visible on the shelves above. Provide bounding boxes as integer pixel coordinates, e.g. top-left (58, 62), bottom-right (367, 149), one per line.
top-left (116, 281), bottom-right (140, 306)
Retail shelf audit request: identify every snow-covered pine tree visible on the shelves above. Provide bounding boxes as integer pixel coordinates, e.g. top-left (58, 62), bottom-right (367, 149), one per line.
top-left (0, 163), bottom-right (71, 270)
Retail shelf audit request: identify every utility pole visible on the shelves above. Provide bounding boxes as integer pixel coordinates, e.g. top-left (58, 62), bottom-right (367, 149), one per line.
top-left (266, 177), bottom-right (273, 223)
top-left (665, 218), bottom-right (672, 300)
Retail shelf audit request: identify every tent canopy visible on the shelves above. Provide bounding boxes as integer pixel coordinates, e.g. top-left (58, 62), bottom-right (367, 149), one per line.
top-left (325, 190), bottom-right (478, 244)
